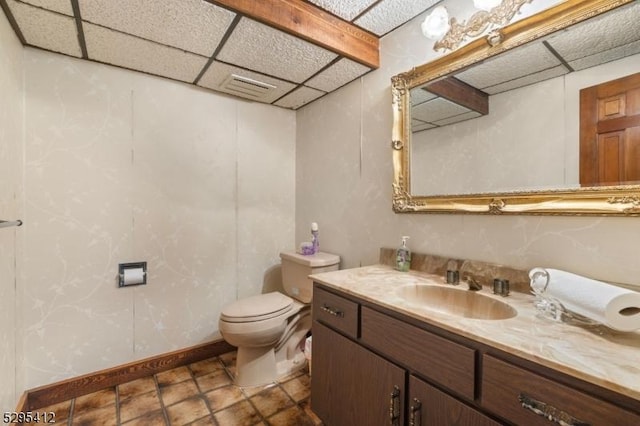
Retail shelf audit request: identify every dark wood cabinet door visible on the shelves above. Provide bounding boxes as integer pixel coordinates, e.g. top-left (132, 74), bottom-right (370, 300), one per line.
top-left (409, 376), bottom-right (502, 426)
top-left (311, 321), bottom-right (406, 426)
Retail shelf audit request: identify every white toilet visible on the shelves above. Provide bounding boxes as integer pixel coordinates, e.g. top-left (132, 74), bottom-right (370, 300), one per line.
top-left (219, 251), bottom-right (340, 387)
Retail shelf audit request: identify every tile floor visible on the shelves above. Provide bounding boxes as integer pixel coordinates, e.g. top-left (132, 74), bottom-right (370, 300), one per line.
top-left (37, 352), bottom-right (322, 425)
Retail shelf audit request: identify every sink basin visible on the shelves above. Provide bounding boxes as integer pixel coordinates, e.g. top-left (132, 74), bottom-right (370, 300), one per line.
top-left (397, 284), bottom-right (517, 320)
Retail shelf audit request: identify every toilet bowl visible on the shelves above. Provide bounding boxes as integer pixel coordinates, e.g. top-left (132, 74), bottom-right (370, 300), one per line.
top-left (219, 251), bottom-right (340, 387)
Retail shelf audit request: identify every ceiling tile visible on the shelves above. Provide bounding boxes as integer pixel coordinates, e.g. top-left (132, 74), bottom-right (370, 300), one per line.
top-left (568, 41), bottom-right (640, 72)
top-left (79, 0), bottom-right (236, 57)
top-left (306, 0), bottom-right (378, 21)
top-left (198, 61), bottom-right (297, 104)
top-left (274, 86), bottom-right (325, 109)
top-left (483, 65), bottom-right (568, 95)
top-left (217, 17), bottom-right (337, 84)
top-left (546, 1), bottom-right (640, 71)
top-left (7, 0), bottom-right (81, 57)
top-left (411, 87), bottom-right (437, 106)
top-left (412, 119), bottom-right (436, 133)
top-left (455, 41), bottom-right (560, 90)
top-left (21, 0), bottom-right (73, 16)
top-left (433, 111), bottom-right (482, 126)
top-left (412, 97), bottom-right (470, 123)
top-left (83, 23), bottom-right (208, 83)
top-left (306, 58), bottom-right (370, 92)
top-left (355, 0), bottom-right (441, 36)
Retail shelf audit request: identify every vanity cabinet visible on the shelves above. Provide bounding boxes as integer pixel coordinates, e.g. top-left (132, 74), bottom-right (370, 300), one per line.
top-left (312, 284), bottom-right (497, 426)
top-left (311, 283), bottom-right (640, 426)
top-left (482, 355), bottom-right (640, 425)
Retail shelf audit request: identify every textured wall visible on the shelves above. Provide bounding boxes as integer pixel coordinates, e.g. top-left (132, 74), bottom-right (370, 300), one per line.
top-left (0, 8), bottom-right (23, 412)
top-left (21, 49), bottom-right (295, 390)
top-left (295, 0), bottom-right (640, 288)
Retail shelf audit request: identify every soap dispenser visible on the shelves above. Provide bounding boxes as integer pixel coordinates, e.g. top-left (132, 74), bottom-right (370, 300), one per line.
top-left (395, 236), bottom-right (411, 272)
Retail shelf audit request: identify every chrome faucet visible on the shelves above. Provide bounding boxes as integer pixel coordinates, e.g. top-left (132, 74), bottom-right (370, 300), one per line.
top-left (464, 276), bottom-right (482, 291)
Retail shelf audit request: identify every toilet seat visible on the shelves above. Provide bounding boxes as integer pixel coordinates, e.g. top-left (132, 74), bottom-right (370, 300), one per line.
top-left (220, 292), bottom-right (294, 323)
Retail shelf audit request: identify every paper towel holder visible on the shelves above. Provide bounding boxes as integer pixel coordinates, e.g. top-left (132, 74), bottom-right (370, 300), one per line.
top-left (118, 262), bottom-right (147, 287)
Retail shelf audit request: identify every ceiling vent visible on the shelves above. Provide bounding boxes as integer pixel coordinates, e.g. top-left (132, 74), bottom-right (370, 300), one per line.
top-left (221, 74), bottom-right (277, 100)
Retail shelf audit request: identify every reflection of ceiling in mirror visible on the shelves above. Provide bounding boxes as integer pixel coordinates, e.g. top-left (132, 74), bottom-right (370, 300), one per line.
top-left (455, 41), bottom-right (566, 94)
top-left (411, 1), bottom-right (640, 133)
top-left (413, 96), bottom-right (481, 127)
top-left (410, 52), bottom-right (639, 195)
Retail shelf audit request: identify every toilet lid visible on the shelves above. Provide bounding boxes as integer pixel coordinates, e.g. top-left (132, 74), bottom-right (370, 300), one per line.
top-left (220, 292), bottom-right (294, 323)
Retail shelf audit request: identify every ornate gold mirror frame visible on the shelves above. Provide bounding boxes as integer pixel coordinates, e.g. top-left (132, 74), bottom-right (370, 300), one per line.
top-left (392, 0), bottom-right (640, 215)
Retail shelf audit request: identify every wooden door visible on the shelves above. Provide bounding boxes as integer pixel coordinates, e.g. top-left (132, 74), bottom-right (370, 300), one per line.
top-left (409, 376), bottom-right (502, 426)
top-left (580, 72), bottom-right (640, 186)
top-left (311, 322), bottom-right (406, 426)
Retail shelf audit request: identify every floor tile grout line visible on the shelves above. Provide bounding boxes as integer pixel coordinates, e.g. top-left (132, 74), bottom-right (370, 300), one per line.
top-left (218, 352), bottom-right (272, 424)
top-left (244, 390), bottom-right (269, 425)
top-left (283, 370), bottom-right (319, 425)
top-left (115, 385), bottom-right (121, 426)
top-left (152, 373), bottom-right (172, 426)
top-left (186, 356), bottom-right (218, 425)
top-left (267, 379), bottom-right (313, 424)
top-left (202, 354), bottom-right (269, 424)
top-left (66, 399), bottom-right (75, 426)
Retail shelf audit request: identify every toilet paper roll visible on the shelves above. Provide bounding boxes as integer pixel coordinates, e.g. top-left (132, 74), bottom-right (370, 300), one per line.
top-left (529, 268), bottom-right (640, 332)
top-left (123, 268), bottom-right (145, 286)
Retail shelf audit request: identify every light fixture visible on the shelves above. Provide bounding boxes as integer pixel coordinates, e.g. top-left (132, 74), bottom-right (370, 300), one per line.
top-left (423, 0), bottom-right (534, 51)
top-left (421, 6), bottom-right (450, 39)
top-left (473, 0), bottom-right (502, 11)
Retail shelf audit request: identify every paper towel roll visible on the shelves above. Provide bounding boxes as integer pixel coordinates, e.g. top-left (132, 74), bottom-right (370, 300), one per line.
top-left (529, 268), bottom-right (640, 332)
top-left (123, 268), bottom-right (145, 286)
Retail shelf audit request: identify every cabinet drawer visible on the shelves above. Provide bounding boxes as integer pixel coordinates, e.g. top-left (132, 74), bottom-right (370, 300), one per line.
top-left (312, 285), bottom-right (359, 339)
top-left (361, 306), bottom-right (476, 401)
top-left (482, 355), bottom-right (640, 426)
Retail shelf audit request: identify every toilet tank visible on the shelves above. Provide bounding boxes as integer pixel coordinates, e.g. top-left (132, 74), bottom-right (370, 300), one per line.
top-left (279, 251), bottom-right (340, 303)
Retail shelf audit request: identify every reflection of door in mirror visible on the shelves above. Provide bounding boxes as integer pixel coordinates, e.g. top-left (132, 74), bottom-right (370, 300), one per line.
top-left (580, 72), bottom-right (640, 186)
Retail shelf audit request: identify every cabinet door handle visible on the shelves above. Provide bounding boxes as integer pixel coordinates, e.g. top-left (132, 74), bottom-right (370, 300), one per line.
top-left (518, 393), bottom-right (590, 426)
top-left (320, 304), bottom-right (344, 317)
top-left (389, 385), bottom-right (401, 425)
top-left (409, 398), bottom-right (422, 426)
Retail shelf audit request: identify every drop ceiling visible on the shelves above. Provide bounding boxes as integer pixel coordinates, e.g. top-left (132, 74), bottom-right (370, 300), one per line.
top-left (411, 1), bottom-right (640, 132)
top-left (1, 0), bottom-right (441, 109)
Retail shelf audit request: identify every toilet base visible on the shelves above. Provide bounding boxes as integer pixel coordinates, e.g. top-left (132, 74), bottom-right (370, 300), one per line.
top-left (235, 346), bottom-right (275, 387)
top-left (234, 345), bottom-right (308, 388)
top-left (276, 349), bottom-right (307, 378)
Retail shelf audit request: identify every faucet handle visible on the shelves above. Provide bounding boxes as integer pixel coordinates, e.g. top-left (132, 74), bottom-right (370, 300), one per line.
top-left (446, 269), bottom-right (460, 284)
top-left (492, 279), bottom-right (510, 296)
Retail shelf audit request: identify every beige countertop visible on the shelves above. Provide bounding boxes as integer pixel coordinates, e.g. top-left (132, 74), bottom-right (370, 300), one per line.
top-left (310, 264), bottom-right (640, 401)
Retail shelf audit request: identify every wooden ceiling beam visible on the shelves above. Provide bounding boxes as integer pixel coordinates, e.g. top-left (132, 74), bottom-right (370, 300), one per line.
top-left (425, 77), bottom-right (489, 115)
top-left (207, 0), bottom-right (379, 69)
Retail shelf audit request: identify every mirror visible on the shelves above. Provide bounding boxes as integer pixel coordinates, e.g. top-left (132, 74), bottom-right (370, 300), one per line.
top-left (392, 0), bottom-right (640, 215)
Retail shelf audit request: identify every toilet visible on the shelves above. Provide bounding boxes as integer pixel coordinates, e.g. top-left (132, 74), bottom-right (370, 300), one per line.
top-left (219, 251), bottom-right (340, 387)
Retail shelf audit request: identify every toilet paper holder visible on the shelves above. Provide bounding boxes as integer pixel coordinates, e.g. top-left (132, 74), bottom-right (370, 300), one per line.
top-left (118, 262), bottom-right (147, 287)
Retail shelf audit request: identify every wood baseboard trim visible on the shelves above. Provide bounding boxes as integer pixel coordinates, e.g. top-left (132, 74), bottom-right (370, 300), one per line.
top-left (24, 339), bottom-right (235, 410)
